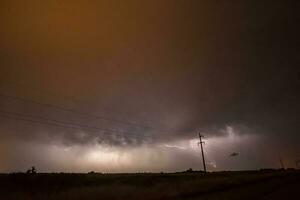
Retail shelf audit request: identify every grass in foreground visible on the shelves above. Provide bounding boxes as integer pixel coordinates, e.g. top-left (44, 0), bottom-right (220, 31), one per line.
top-left (0, 169), bottom-right (299, 200)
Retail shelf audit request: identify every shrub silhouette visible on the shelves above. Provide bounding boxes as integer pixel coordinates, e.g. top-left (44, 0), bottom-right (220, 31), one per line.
top-left (186, 168), bottom-right (193, 173)
top-left (26, 166), bottom-right (37, 174)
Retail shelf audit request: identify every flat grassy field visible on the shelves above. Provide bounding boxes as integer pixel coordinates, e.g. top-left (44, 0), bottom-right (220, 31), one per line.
top-left (0, 169), bottom-right (299, 200)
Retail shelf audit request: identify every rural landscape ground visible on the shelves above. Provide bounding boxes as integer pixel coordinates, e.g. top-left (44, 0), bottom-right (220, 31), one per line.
top-left (0, 169), bottom-right (299, 200)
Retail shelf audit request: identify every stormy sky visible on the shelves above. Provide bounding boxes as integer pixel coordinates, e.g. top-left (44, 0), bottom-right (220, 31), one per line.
top-left (0, 0), bottom-right (299, 172)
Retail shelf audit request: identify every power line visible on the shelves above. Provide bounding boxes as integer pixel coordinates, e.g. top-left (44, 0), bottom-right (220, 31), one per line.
top-left (0, 93), bottom-right (152, 130)
top-left (0, 111), bottom-right (148, 140)
top-left (0, 93), bottom-right (187, 135)
top-left (0, 109), bottom-right (147, 138)
top-left (1, 82), bottom-right (194, 135)
top-left (1, 81), bottom-right (179, 133)
top-left (2, 81), bottom-right (138, 119)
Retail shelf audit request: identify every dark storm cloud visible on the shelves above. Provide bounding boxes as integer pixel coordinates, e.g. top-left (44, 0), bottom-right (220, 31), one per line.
top-left (0, 0), bottom-right (299, 164)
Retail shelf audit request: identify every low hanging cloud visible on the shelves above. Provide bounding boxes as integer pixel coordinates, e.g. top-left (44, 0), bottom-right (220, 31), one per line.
top-left (0, 1), bottom-right (299, 172)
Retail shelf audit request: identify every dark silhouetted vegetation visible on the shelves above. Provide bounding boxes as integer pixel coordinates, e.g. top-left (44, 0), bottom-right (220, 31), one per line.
top-left (26, 166), bottom-right (37, 174)
top-left (0, 169), bottom-right (299, 199)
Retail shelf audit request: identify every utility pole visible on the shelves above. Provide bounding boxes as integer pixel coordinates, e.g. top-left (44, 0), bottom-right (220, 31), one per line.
top-left (279, 155), bottom-right (285, 169)
top-left (198, 133), bottom-right (207, 173)
top-left (295, 160), bottom-right (300, 169)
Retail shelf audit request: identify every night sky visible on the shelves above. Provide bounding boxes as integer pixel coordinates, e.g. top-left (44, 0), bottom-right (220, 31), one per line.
top-left (0, 0), bottom-right (299, 172)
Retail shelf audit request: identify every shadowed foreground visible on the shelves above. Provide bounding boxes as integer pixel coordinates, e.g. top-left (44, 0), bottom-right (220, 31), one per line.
top-left (0, 169), bottom-right (299, 200)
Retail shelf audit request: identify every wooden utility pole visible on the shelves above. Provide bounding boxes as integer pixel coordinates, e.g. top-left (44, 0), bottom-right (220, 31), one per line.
top-left (198, 133), bottom-right (207, 172)
top-left (279, 155), bottom-right (285, 169)
top-left (295, 160), bottom-right (300, 169)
